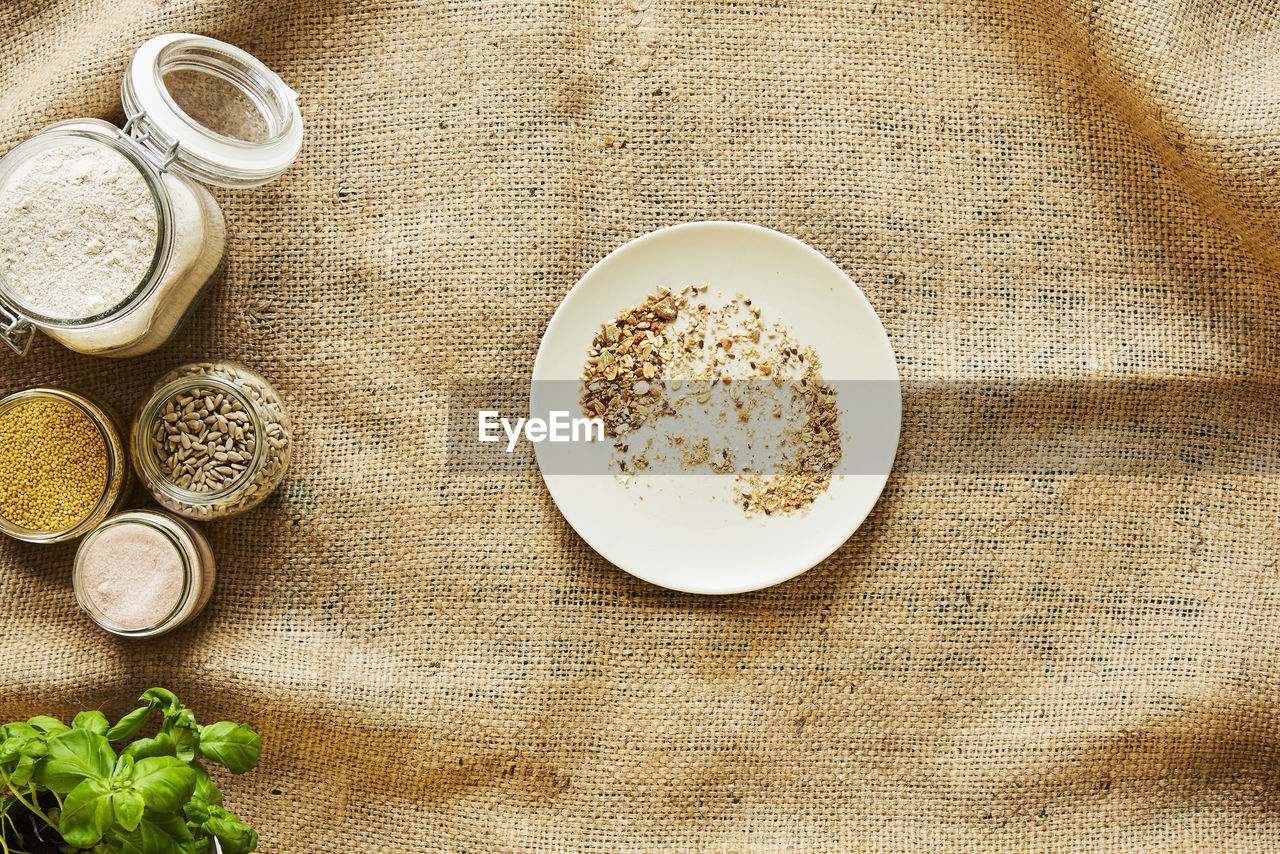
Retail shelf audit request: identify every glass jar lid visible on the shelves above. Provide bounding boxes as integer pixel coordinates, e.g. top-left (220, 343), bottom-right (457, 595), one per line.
top-left (122, 34), bottom-right (303, 188)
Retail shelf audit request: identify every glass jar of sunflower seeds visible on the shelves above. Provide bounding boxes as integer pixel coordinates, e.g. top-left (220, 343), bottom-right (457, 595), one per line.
top-left (131, 361), bottom-right (291, 520)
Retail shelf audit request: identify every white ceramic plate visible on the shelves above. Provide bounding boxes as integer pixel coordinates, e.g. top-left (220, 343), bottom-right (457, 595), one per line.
top-left (532, 222), bottom-right (900, 594)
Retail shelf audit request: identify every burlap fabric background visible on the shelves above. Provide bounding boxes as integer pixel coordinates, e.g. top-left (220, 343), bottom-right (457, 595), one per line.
top-left (1, 0), bottom-right (1278, 850)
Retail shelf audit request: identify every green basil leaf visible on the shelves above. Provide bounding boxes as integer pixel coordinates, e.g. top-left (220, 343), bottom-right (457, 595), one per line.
top-left (2, 723), bottom-right (34, 757)
top-left (27, 716), bottom-right (70, 735)
top-left (202, 809), bottom-right (258, 854)
top-left (131, 757), bottom-right (197, 813)
top-left (72, 711), bottom-right (110, 736)
top-left (118, 813), bottom-right (192, 854)
top-left (169, 724), bottom-right (198, 763)
top-left (20, 737), bottom-right (50, 760)
top-left (2, 724), bottom-right (49, 765)
top-left (38, 729), bottom-right (115, 793)
top-left (139, 689), bottom-right (180, 715)
top-left (112, 787), bottom-right (146, 832)
top-left (196, 724), bottom-right (261, 774)
top-left (58, 778), bottom-right (114, 847)
top-left (158, 708), bottom-right (199, 763)
top-left (11, 752), bottom-right (37, 786)
top-left (182, 793), bottom-right (211, 826)
top-left (161, 706), bottom-right (197, 736)
top-left (190, 762), bottom-right (222, 808)
top-left (123, 733), bottom-right (177, 762)
top-left (113, 752), bottom-right (136, 784)
top-left (107, 706), bottom-right (153, 742)
top-left (164, 812), bottom-right (197, 843)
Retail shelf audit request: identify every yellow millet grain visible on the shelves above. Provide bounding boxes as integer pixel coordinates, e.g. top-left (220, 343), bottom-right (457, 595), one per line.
top-left (0, 399), bottom-right (108, 531)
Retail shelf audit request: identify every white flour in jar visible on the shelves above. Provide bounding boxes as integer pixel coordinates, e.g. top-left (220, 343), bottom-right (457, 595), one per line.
top-left (0, 141), bottom-right (157, 320)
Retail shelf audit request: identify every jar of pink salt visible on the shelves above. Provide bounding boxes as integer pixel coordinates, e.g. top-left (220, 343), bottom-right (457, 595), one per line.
top-left (72, 509), bottom-right (215, 637)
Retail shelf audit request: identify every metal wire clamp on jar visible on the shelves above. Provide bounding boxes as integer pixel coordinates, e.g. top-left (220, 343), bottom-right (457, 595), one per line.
top-left (0, 33), bottom-right (303, 357)
top-left (0, 388), bottom-right (131, 543)
top-left (131, 362), bottom-right (292, 520)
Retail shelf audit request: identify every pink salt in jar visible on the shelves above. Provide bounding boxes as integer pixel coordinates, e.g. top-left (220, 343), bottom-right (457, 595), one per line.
top-left (73, 509), bottom-right (215, 637)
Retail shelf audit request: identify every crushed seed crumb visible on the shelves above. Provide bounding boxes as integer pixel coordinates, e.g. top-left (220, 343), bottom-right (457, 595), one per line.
top-left (579, 290), bottom-right (679, 437)
top-left (580, 284), bottom-right (842, 516)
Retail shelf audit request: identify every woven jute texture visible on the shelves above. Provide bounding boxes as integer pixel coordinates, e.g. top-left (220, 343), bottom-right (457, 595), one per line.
top-left (1, 0), bottom-right (1278, 851)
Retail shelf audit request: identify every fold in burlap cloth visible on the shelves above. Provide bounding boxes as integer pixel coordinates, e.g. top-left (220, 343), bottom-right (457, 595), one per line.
top-left (1, 1), bottom-right (1278, 851)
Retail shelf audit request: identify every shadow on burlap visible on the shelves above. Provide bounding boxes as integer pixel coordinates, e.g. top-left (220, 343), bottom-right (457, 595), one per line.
top-left (0, 0), bottom-right (1278, 850)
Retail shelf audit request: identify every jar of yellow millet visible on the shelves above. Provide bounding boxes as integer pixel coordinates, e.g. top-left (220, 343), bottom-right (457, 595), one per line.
top-left (0, 388), bottom-right (131, 543)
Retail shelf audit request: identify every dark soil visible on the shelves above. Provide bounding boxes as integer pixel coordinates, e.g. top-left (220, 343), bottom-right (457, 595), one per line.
top-left (1, 790), bottom-right (64, 853)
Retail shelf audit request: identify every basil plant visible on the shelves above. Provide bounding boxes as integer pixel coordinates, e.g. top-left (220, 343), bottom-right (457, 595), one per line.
top-left (0, 689), bottom-right (260, 854)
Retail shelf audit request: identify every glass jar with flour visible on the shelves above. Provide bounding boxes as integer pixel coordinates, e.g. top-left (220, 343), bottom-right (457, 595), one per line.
top-left (0, 34), bottom-right (303, 357)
